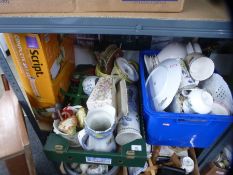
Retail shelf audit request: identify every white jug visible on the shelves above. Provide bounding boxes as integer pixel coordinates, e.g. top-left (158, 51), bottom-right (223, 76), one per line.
top-left (78, 105), bottom-right (116, 152)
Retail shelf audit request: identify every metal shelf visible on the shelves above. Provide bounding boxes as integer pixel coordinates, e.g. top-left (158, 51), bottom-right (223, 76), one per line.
top-left (0, 0), bottom-right (232, 38)
top-left (0, 0), bottom-right (232, 170)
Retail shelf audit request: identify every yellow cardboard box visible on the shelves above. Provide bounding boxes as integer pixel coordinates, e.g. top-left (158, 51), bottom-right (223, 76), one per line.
top-left (4, 33), bottom-right (75, 108)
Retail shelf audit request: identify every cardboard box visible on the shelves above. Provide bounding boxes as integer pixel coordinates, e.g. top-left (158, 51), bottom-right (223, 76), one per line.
top-left (202, 162), bottom-right (227, 175)
top-left (148, 146), bottom-right (199, 175)
top-left (0, 0), bottom-right (74, 13)
top-left (119, 148), bottom-right (199, 175)
top-left (4, 33), bottom-right (75, 108)
top-left (76, 0), bottom-right (185, 12)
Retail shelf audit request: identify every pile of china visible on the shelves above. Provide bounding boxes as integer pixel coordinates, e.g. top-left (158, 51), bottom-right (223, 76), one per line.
top-left (52, 44), bottom-right (145, 175)
top-left (145, 42), bottom-right (233, 115)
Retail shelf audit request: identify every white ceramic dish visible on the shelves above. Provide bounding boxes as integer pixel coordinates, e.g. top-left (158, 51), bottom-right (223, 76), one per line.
top-left (116, 57), bottom-right (139, 82)
top-left (157, 42), bottom-right (187, 62)
top-left (53, 119), bottom-right (80, 147)
top-left (145, 59), bottom-right (182, 111)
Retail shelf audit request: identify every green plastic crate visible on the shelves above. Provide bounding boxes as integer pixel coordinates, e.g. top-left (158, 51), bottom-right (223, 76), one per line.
top-left (44, 71), bottom-right (147, 167)
top-left (44, 113), bottom-right (147, 167)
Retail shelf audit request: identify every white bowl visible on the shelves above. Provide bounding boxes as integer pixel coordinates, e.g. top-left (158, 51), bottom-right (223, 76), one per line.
top-left (157, 42), bottom-right (187, 62)
top-left (146, 59), bottom-right (182, 111)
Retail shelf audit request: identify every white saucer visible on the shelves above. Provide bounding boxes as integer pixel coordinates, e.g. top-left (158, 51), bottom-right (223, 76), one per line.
top-left (116, 57), bottom-right (139, 82)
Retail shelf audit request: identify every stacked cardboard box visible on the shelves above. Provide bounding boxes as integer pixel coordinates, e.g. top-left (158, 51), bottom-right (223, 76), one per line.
top-left (0, 0), bottom-right (185, 13)
top-left (0, 0), bottom-right (74, 13)
top-left (75, 0), bottom-right (185, 12)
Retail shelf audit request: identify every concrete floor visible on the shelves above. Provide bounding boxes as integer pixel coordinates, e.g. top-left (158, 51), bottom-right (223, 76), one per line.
top-left (0, 57), bottom-right (60, 175)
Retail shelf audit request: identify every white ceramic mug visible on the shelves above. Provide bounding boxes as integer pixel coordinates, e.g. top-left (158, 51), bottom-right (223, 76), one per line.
top-left (181, 88), bottom-right (213, 114)
top-left (180, 156), bottom-right (194, 174)
top-left (115, 111), bottom-right (142, 146)
top-left (185, 42), bottom-right (214, 81)
top-left (179, 59), bottom-right (198, 90)
top-left (184, 53), bottom-right (214, 81)
top-left (53, 119), bottom-right (80, 147)
top-left (78, 105), bottom-right (117, 152)
top-left (82, 76), bottom-right (99, 96)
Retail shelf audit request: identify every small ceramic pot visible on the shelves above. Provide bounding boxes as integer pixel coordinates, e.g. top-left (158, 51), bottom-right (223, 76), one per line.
top-left (115, 111), bottom-right (142, 146)
top-left (82, 76), bottom-right (99, 96)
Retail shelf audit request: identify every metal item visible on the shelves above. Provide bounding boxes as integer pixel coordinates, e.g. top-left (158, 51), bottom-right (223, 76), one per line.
top-left (0, 17), bottom-right (231, 38)
top-left (156, 156), bottom-right (171, 164)
top-left (198, 124), bottom-right (233, 171)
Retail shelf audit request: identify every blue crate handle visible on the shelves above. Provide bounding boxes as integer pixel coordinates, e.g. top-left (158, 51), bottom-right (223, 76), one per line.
top-left (175, 118), bottom-right (209, 125)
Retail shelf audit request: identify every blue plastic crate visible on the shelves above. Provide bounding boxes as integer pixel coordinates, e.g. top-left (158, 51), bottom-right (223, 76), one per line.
top-left (139, 50), bottom-right (233, 148)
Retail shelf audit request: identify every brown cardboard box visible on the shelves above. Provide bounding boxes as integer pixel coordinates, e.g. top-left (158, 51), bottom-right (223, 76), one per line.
top-left (120, 148), bottom-right (199, 175)
top-left (76, 0), bottom-right (185, 12)
top-left (0, 0), bottom-right (75, 13)
top-left (202, 162), bottom-right (227, 175)
top-left (148, 147), bottom-right (200, 175)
